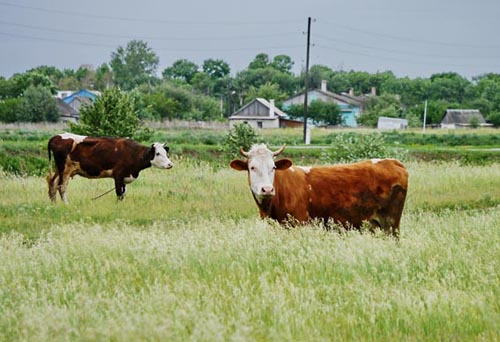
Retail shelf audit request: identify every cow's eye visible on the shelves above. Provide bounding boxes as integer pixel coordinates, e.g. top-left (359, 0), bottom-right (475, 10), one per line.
top-left (272, 165), bottom-right (277, 170)
top-left (250, 166), bottom-right (256, 171)
top-left (156, 152), bottom-right (160, 156)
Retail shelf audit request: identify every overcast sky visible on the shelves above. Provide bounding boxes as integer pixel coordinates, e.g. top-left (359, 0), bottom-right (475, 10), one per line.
top-left (1, 0), bottom-right (499, 80)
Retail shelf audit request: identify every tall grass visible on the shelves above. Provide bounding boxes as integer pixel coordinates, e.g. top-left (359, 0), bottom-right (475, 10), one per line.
top-left (0, 160), bottom-right (499, 340)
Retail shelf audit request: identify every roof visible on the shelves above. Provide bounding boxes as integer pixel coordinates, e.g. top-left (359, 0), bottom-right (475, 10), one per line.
top-left (283, 89), bottom-right (364, 108)
top-left (56, 99), bottom-right (79, 117)
top-left (229, 98), bottom-right (287, 119)
top-left (317, 89), bottom-right (364, 106)
top-left (61, 89), bottom-right (100, 104)
top-left (440, 109), bottom-right (486, 125)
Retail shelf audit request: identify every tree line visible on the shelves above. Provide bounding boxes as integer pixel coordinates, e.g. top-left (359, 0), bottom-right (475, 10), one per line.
top-left (1, 39), bottom-right (500, 127)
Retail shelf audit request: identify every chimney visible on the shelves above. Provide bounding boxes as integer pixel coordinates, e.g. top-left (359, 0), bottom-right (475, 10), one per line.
top-left (321, 80), bottom-right (327, 92)
top-left (349, 88), bottom-right (354, 96)
top-left (371, 87), bottom-right (377, 96)
top-left (269, 99), bottom-right (275, 118)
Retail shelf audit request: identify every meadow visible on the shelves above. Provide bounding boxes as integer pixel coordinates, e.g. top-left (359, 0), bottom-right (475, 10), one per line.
top-left (0, 127), bottom-right (499, 341)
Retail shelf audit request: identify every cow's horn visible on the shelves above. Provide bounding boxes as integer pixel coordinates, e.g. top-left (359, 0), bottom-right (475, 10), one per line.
top-left (239, 147), bottom-right (249, 157)
top-left (272, 144), bottom-right (286, 156)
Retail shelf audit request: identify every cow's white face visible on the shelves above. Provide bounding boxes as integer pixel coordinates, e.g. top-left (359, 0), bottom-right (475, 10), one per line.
top-left (230, 144), bottom-right (292, 203)
top-left (151, 143), bottom-right (174, 169)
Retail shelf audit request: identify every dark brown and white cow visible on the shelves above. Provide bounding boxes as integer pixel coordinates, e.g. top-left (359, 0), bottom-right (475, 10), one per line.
top-left (230, 144), bottom-right (408, 237)
top-left (46, 133), bottom-right (173, 203)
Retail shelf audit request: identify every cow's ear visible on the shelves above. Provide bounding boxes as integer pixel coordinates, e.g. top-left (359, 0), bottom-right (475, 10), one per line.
top-left (275, 158), bottom-right (292, 170)
top-left (230, 159), bottom-right (248, 171)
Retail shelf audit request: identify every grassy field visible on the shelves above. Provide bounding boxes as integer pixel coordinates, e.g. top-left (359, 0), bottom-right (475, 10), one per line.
top-left (0, 156), bottom-right (499, 340)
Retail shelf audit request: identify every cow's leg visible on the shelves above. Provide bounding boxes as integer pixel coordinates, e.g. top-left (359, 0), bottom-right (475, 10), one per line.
top-left (380, 184), bottom-right (407, 239)
top-left (114, 178), bottom-right (126, 201)
top-left (58, 167), bottom-right (73, 204)
top-left (46, 171), bottom-right (59, 202)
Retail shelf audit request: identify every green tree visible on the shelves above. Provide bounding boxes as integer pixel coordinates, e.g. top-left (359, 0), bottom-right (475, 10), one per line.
top-left (382, 77), bottom-right (431, 107)
top-left (474, 73), bottom-right (500, 113)
top-left (284, 100), bottom-right (342, 126)
top-left (95, 63), bottom-right (114, 90)
top-left (486, 111), bottom-right (500, 127)
top-left (308, 65), bottom-right (335, 90)
top-left (244, 82), bottom-right (288, 103)
top-left (270, 55), bottom-right (294, 74)
top-left (202, 59), bottom-right (230, 80)
top-left (70, 87), bottom-right (149, 139)
top-left (248, 53), bottom-right (270, 70)
top-left (162, 59), bottom-right (199, 83)
top-left (428, 72), bottom-right (474, 103)
top-left (28, 65), bottom-right (64, 85)
top-left (0, 98), bottom-right (23, 122)
top-left (110, 40), bottom-right (159, 90)
top-left (308, 100), bottom-right (342, 126)
top-left (19, 85), bottom-right (59, 122)
top-left (8, 72), bottom-right (56, 98)
top-left (358, 94), bottom-right (402, 127)
top-left (191, 72), bottom-right (212, 95)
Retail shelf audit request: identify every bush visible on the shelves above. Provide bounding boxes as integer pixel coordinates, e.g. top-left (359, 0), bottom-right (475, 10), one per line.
top-left (70, 87), bottom-right (151, 140)
top-left (19, 85), bottom-right (59, 122)
top-left (0, 98), bottom-right (23, 123)
top-left (225, 123), bottom-right (260, 158)
top-left (322, 133), bottom-right (400, 163)
top-left (486, 112), bottom-right (500, 127)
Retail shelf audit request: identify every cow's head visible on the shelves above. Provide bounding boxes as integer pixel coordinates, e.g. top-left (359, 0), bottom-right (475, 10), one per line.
top-left (150, 143), bottom-right (174, 169)
top-left (230, 144), bottom-right (292, 203)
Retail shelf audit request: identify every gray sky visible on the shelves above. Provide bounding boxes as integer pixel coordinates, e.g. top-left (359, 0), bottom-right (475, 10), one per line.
top-left (1, 0), bottom-right (499, 80)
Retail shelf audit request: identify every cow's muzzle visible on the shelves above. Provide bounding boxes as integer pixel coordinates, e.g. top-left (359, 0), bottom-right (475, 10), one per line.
top-left (259, 186), bottom-right (275, 197)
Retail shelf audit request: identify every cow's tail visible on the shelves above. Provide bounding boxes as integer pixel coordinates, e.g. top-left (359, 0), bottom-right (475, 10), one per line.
top-left (46, 140), bottom-right (53, 181)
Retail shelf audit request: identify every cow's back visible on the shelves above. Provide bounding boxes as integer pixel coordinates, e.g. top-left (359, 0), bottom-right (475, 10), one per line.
top-left (272, 159), bottom-right (408, 228)
top-left (307, 159), bottom-right (407, 226)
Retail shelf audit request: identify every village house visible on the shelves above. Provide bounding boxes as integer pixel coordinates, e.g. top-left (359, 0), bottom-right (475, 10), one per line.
top-left (440, 109), bottom-right (489, 129)
top-left (281, 80), bottom-right (369, 127)
top-left (228, 98), bottom-right (302, 129)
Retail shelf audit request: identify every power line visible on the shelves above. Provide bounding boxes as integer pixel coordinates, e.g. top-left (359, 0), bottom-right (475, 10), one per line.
top-left (0, 20), bottom-right (300, 42)
top-left (0, 31), bottom-right (303, 53)
top-left (315, 34), bottom-right (500, 60)
top-left (0, 1), bottom-right (302, 26)
top-left (315, 43), bottom-right (500, 69)
top-left (319, 19), bottom-right (500, 49)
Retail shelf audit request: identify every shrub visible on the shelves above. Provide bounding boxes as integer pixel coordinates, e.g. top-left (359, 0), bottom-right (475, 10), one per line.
top-left (469, 116), bottom-right (480, 129)
top-left (70, 87), bottom-right (151, 140)
top-left (486, 112), bottom-right (500, 127)
top-left (323, 133), bottom-right (399, 163)
top-left (19, 85), bottom-right (59, 122)
top-left (225, 123), bottom-right (260, 158)
top-left (0, 98), bottom-right (23, 123)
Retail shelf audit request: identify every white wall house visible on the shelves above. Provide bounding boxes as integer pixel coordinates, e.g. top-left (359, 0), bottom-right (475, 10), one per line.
top-left (228, 98), bottom-right (287, 129)
top-left (377, 116), bottom-right (408, 130)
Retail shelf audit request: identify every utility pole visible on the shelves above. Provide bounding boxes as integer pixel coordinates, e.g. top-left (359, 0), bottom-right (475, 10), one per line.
top-left (303, 17), bottom-right (311, 144)
top-left (422, 99), bottom-right (428, 133)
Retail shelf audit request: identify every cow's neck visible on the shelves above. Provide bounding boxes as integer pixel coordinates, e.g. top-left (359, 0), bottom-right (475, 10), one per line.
top-left (130, 146), bottom-right (152, 175)
top-left (253, 193), bottom-right (273, 218)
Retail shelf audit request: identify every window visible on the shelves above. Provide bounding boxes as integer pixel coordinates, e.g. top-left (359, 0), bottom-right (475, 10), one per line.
top-left (257, 121), bottom-right (263, 128)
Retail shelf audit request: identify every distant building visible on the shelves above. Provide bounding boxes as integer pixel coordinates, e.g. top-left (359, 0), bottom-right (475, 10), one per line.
top-left (440, 109), bottom-right (488, 129)
top-left (229, 98), bottom-right (302, 129)
top-left (56, 99), bottom-right (79, 123)
top-left (377, 116), bottom-right (408, 130)
top-left (282, 80), bottom-right (369, 127)
top-left (54, 89), bottom-right (101, 122)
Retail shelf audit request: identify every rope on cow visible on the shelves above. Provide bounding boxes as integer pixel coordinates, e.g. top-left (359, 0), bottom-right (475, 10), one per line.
top-left (92, 187), bottom-right (115, 201)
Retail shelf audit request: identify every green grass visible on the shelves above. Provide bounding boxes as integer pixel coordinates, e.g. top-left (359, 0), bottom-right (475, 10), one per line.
top-left (0, 159), bottom-right (499, 340)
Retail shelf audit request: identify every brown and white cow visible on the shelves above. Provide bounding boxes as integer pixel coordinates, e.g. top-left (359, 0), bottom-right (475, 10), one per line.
top-left (230, 144), bottom-right (408, 237)
top-left (46, 133), bottom-right (173, 203)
